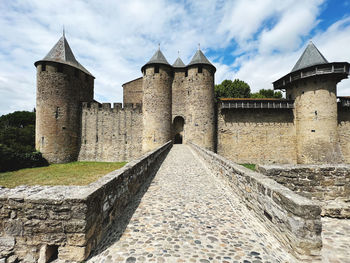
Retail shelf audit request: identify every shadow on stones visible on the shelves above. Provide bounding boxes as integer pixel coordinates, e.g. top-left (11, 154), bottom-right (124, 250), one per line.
top-left (87, 147), bottom-right (171, 259)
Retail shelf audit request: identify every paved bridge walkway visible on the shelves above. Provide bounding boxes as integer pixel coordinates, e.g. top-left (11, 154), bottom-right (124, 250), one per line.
top-left (87, 145), bottom-right (294, 263)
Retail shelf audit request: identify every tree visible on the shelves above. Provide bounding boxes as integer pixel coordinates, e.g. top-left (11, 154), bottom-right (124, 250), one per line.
top-left (251, 89), bottom-right (283, 99)
top-left (215, 79), bottom-right (251, 99)
top-left (0, 111), bottom-right (48, 172)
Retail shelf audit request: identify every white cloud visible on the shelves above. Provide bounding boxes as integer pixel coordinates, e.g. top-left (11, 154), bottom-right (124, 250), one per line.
top-left (0, 0), bottom-right (349, 116)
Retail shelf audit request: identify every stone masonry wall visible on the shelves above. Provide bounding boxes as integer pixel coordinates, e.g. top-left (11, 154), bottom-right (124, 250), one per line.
top-left (338, 106), bottom-right (350, 163)
top-left (78, 102), bottom-right (143, 162)
top-left (122, 77), bottom-right (143, 105)
top-left (190, 142), bottom-right (322, 262)
top-left (217, 108), bottom-right (297, 164)
top-left (0, 142), bottom-right (171, 263)
top-left (36, 62), bottom-right (94, 163)
top-left (257, 164), bottom-right (350, 218)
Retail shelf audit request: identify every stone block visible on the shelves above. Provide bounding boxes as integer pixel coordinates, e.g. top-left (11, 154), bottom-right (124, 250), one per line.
top-left (58, 245), bottom-right (88, 262)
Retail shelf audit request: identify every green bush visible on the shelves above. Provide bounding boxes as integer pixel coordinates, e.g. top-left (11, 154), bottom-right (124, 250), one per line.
top-left (0, 111), bottom-right (49, 172)
top-left (0, 144), bottom-right (48, 172)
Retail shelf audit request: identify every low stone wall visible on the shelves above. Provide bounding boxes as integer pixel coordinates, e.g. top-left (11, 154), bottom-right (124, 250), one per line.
top-left (257, 164), bottom-right (350, 218)
top-left (189, 142), bottom-right (322, 262)
top-left (0, 141), bottom-right (171, 263)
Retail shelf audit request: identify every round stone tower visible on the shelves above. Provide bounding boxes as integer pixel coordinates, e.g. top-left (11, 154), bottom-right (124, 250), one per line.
top-left (171, 56), bottom-right (187, 143)
top-left (273, 41), bottom-right (350, 164)
top-left (141, 48), bottom-right (173, 153)
top-left (185, 49), bottom-right (216, 151)
top-left (34, 33), bottom-right (94, 163)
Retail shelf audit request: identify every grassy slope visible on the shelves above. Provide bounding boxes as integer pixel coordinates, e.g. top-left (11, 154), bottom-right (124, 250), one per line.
top-left (240, 163), bottom-right (256, 171)
top-left (0, 161), bottom-right (127, 188)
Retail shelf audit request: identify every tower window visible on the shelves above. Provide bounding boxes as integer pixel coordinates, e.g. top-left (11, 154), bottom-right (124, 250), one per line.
top-left (41, 63), bottom-right (46, 72)
top-left (185, 70), bottom-right (188, 77)
top-left (154, 66), bottom-right (159, 73)
top-left (74, 69), bottom-right (79, 78)
top-left (55, 107), bottom-right (60, 119)
top-left (198, 66), bottom-right (202, 73)
top-left (57, 64), bottom-right (63, 73)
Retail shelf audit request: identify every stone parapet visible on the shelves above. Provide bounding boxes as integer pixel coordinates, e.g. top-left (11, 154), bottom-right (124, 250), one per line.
top-left (189, 142), bottom-right (322, 262)
top-left (257, 164), bottom-right (350, 218)
top-left (0, 141), bottom-right (172, 262)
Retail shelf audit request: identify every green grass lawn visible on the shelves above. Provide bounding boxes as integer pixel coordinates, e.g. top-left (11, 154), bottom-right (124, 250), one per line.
top-left (0, 161), bottom-right (127, 188)
top-left (240, 163), bottom-right (256, 171)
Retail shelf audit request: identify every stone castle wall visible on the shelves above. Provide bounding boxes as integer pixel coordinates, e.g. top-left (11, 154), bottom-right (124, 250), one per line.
top-left (338, 106), bottom-right (350, 163)
top-left (142, 65), bottom-right (172, 153)
top-left (35, 62), bottom-right (94, 163)
top-left (78, 102), bottom-right (143, 162)
top-left (217, 108), bottom-right (297, 164)
top-left (122, 77), bottom-right (143, 104)
top-left (289, 77), bottom-right (342, 164)
top-left (185, 65), bottom-right (215, 150)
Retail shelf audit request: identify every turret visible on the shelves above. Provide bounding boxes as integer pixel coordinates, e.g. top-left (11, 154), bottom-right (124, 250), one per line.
top-left (141, 48), bottom-right (172, 153)
top-left (34, 32), bottom-right (94, 163)
top-left (273, 41), bottom-right (350, 164)
top-left (185, 48), bottom-right (216, 150)
top-left (172, 56), bottom-right (186, 144)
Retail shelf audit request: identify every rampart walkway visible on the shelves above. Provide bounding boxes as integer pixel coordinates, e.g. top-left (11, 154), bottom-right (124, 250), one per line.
top-left (87, 145), bottom-right (295, 263)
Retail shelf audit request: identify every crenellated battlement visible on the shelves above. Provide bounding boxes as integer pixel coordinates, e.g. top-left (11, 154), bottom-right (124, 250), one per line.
top-left (82, 102), bottom-right (142, 112)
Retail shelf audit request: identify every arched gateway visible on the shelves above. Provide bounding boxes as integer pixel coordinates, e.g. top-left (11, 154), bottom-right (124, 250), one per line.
top-left (173, 116), bottom-right (184, 144)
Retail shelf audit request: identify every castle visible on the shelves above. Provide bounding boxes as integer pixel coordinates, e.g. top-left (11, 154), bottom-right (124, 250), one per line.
top-left (34, 33), bottom-right (350, 165)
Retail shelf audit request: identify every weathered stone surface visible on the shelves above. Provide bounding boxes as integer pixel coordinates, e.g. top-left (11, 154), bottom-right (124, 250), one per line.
top-left (190, 142), bottom-right (322, 262)
top-left (0, 141), bottom-right (171, 262)
top-left (258, 164), bottom-right (350, 218)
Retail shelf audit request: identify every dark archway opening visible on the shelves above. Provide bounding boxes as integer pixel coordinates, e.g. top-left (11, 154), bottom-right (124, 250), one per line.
top-left (174, 133), bottom-right (183, 144)
top-left (173, 116), bottom-right (185, 144)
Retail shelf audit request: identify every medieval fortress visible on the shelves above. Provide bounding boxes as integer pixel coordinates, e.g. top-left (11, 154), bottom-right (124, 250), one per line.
top-left (34, 34), bottom-right (350, 165)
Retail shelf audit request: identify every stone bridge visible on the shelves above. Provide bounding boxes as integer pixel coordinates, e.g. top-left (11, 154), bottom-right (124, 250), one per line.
top-left (0, 144), bottom-right (349, 263)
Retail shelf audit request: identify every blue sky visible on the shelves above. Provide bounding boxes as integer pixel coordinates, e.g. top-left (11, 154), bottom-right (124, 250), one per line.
top-left (0, 0), bottom-right (350, 115)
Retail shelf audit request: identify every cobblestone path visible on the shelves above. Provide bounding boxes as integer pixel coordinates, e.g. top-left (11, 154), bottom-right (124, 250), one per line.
top-left (87, 145), bottom-right (295, 263)
top-left (322, 217), bottom-right (350, 263)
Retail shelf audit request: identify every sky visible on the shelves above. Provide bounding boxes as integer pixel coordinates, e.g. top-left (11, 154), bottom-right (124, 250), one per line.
top-left (0, 0), bottom-right (350, 115)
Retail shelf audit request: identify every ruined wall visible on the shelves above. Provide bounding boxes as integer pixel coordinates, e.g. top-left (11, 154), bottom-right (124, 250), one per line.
top-left (190, 142), bottom-right (322, 262)
top-left (0, 142), bottom-right (171, 263)
top-left (217, 108), bottom-right (297, 164)
top-left (338, 106), bottom-right (350, 163)
top-left (78, 102), bottom-right (143, 162)
top-left (35, 62), bottom-right (94, 163)
top-left (122, 77), bottom-right (143, 104)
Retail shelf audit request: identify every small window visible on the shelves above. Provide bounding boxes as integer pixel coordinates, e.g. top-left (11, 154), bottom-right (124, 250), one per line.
top-left (41, 137), bottom-right (44, 147)
top-left (185, 70), bottom-right (188, 77)
top-left (198, 66), bottom-right (202, 73)
top-left (96, 135), bottom-right (98, 143)
top-left (57, 64), bottom-right (63, 73)
top-left (154, 66), bottom-right (159, 73)
top-left (311, 130), bottom-right (315, 132)
top-left (55, 107), bottom-right (60, 119)
top-left (41, 63), bottom-right (46, 72)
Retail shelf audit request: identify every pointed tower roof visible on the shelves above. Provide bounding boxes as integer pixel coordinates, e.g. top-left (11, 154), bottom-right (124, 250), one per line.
top-left (172, 57), bottom-right (186, 68)
top-left (187, 48), bottom-right (216, 72)
top-left (35, 33), bottom-right (94, 77)
top-left (291, 41), bottom-right (328, 72)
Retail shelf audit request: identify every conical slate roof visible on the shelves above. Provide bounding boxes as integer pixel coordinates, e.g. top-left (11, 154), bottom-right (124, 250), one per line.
top-left (291, 41), bottom-right (328, 72)
top-left (35, 34), bottom-right (94, 77)
top-left (145, 49), bottom-right (170, 66)
top-left (172, 57), bottom-right (186, 68)
top-left (188, 49), bottom-right (213, 66)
